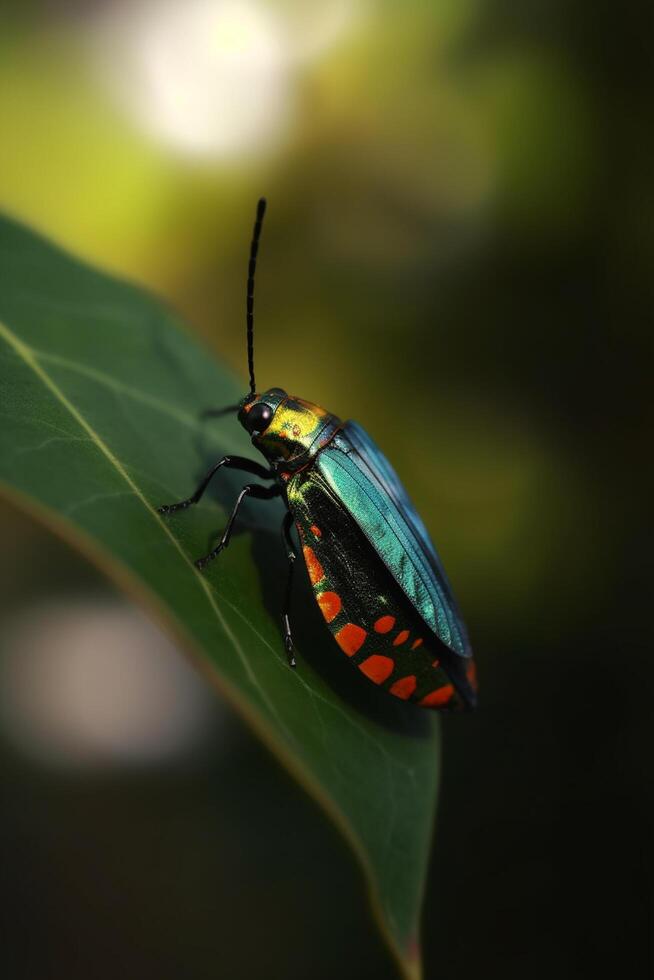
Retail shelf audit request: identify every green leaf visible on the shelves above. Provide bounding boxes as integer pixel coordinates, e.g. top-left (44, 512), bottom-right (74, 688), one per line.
top-left (0, 214), bottom-right (438, 980)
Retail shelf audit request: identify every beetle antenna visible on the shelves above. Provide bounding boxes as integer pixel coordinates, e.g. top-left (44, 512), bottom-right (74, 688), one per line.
top-left (246, 197), bottom-right (267, 401)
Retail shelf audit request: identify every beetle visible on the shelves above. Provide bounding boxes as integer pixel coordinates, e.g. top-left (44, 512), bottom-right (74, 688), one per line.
top-left (159, 199), bottom-right (477, 710)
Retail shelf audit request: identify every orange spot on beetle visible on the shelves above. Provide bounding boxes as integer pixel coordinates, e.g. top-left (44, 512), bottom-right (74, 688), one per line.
top-left (389, 675), bottom-right (417, 700)
top-left (432, 659), bottom-right (441, 669)
top-left (335, 623), bottom-right (367, 657)
top-left (303, 546), bottom-right (324, 585)
top-left (420, 684), bottom-right (454, 708)
top-left (393, 629), bottom-right (410, 646)
top-left (359, 655), bottom-right (394, 684)
top-left (411, 637), bottom-right (424, 650)
top-left (310, 525), bottom-right (322, 539)
top-left (374, 615), bottom-right (395, 634)
top-left (466, 660), bottom-right (478, 686)
top-left (316, 591), bottom-right (341, 623)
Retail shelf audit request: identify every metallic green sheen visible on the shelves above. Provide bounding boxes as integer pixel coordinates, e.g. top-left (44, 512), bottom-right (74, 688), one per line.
top-left (287, 465), bottom-right (469, 708)
top-left (317, 424), bottom-right (470, 658)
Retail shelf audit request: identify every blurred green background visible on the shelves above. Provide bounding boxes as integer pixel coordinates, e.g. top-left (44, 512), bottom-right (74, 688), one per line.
top-left (0, 1), bottom-right (651, 977)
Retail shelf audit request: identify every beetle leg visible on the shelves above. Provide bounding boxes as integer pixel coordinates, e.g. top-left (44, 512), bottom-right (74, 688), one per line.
top-left (158, 455), bottom-right (274, 514)
top-left (281, 510), bottom-right (297, 668)
top-left (200, 404), bottom-right (241, 419)
top-left (194, 483), bottom-right (280, 569)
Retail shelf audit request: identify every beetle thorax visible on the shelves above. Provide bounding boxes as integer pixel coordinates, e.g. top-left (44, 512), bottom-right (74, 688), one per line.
top-left (238, 388), bottom-right (341, 471)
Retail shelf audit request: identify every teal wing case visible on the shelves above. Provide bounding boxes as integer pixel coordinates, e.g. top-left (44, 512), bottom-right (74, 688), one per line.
top-left (316, 422), bottom-right (471, 659)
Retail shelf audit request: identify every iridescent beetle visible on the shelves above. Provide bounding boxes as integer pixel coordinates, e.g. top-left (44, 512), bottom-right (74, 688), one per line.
top-left (159, 199), bottom-right (477, 711)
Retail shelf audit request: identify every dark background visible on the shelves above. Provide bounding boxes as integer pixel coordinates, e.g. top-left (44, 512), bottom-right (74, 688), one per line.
top-left (0, 2), bottom-right (651, 977)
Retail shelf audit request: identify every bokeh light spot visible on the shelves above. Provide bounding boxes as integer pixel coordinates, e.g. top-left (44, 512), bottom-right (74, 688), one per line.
top-left (0, 600), bottom-right (217, 769)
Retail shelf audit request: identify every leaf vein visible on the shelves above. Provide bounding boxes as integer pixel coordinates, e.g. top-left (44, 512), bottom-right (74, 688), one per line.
top-left (31, 347), bottom-right (243, 446)
top-left (0, 318), bottom-right (282, 727)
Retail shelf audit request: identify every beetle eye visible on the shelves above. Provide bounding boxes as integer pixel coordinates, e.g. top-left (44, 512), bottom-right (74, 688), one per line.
top-left (243, 401), bottom-right (273, 434)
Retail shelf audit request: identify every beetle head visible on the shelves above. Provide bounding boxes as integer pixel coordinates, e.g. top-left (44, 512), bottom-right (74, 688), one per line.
top-left (239, 388), bottom-right (339, 469)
